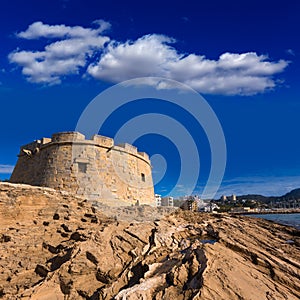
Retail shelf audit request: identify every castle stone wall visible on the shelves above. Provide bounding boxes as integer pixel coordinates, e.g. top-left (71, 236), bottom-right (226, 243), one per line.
top-left (10, 132), bottom-right (155, 206)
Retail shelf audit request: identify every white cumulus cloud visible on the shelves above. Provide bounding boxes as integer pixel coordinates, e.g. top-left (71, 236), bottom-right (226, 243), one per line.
top-left (88, 34), bottom-right (289, 95)
top-left (9, 22), bottom-right (289, 95)
top-left (16, 20), bottom-right (110, 39)
top-left (9, 20), bottom-right (110, 84)
top-left (88, 35), bottom-right (178, 82)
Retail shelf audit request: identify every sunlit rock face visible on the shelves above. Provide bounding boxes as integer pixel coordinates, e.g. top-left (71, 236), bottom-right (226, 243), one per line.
top-left (0, 182), bottom-right (300, 299)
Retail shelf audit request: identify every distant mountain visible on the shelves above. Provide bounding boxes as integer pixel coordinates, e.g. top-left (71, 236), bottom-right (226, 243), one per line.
top-left (236, 194), bottom-right (277, 203)
top-left (237, 194), bottom-right (269, 201)
top-left (224, 187), bottom-right (300, 203)
top-left (282, 188), bottom-right (300, 199)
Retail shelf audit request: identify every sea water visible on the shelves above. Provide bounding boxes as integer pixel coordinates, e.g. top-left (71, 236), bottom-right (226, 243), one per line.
top-left (248, 213), bottom-right (300, 230)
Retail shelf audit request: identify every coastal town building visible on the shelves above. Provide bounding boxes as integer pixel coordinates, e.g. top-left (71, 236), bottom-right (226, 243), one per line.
top-left (161, 196), bottom-right (174, 207)
top-left (178, 195), bottom-right (219, 212)
top-left (220, 194), bottom-right (237, 203)
top-left (181, 196), bottom-right (198, 211)
top-left (221, 195), bottom-right (227, 202)
top-left (200, 202), bottom-right (220, 212)
top-left (230, 207), bottom-right (258, 213)
top-left (155, 194), bottom-right (162, 207)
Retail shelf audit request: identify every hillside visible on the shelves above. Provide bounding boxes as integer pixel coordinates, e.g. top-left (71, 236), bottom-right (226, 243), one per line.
top-left (0, 182), bottom-right (300, 299)
top-left (234, 187), bottom-right (300, 203)
top-left (283, 188), bottom-right (300, 199)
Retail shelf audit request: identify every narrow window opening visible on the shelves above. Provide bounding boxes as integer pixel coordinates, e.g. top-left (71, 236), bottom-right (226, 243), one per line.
top-left (141, 173), bottom-right (145, 182)
top-left (78, 162), bottom-right (88, 173)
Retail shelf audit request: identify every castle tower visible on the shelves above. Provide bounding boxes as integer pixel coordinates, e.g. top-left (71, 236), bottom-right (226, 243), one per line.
top-left (10, 132), bottom-right (155, 207)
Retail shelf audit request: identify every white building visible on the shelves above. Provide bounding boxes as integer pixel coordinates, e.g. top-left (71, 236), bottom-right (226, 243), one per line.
top-left (161, 196), bottom-right (174, 207)
top-left (202, 203), bottom-right (220, 212)
top-left (155, 194), bottom-right (162, 207)
top-left (221, 195), bottom-right (227, 202)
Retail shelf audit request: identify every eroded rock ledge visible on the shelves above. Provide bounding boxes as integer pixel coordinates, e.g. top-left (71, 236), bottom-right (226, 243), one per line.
top-left (0, 182), bottom-right (300, 299)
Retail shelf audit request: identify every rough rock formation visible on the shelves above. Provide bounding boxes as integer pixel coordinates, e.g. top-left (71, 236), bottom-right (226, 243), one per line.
top-left (0, 182), bottom-right (300, 299)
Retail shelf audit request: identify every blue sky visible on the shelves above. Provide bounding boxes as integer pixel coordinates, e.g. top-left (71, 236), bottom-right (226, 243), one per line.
top-left (0, 0), bottom-right (300, 198)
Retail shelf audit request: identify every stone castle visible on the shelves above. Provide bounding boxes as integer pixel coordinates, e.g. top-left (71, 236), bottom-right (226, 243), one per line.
top-left (10, 132), bottom-right (155, 206)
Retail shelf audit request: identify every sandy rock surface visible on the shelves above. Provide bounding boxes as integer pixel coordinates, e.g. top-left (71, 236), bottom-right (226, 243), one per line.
top-left (0, 182), bottom-right (300, 299)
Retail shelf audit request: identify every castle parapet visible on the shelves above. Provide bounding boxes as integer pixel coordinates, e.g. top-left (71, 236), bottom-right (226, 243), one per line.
top-left (41, 137), bottom-right (51, 145)
top-left (117, 143), bottom-right (138, 155)
top-left (138, 152), bottom-right (149, 160)
top-left (52, 132), bottom-right (85, 142)
top-left (92, 134), bottom-right (114, 148)
top-left (20, 141), bottom-right (40, 151)
top-left (17, 131), bottom-right (150, 162)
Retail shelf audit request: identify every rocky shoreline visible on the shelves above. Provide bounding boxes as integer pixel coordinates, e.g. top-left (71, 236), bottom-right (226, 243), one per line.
top-left (1, 182), bottom-right (300, 299)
